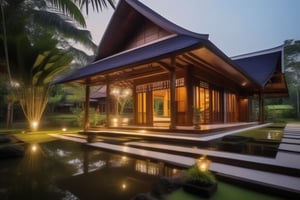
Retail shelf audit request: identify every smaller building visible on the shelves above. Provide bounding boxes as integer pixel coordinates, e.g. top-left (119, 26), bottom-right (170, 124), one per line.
top-left (58, 0), bottom-right (288, 130)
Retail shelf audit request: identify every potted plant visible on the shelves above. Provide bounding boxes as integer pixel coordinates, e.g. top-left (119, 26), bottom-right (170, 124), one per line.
top-left (193, 107), bottom-right (201, 129)
top-left (183, 156), bottom-right (218, 197)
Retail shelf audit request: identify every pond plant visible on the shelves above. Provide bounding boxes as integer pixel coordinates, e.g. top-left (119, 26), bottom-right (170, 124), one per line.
top-left (183, 156), bottom-right (218, 197)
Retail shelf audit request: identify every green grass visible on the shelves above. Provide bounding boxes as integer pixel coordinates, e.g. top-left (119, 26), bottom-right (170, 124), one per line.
top-left (1, 128), bottom-right (80, 144)
top-left (167, 182), bottom-right (284, 200)
top-left (234, 123), bottom-right (285, 141)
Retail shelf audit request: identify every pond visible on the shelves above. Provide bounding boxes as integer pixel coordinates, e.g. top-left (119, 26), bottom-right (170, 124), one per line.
top-left (0, 139), bottom-right (285, 200)
top-left (0, 140), bottom-right (180, 200)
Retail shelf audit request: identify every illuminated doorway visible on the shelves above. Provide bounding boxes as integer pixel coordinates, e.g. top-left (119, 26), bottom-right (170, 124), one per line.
top-left (153, 89), bottom-right (170, 126)
top-left (195, 82), bottom-right (210, 124)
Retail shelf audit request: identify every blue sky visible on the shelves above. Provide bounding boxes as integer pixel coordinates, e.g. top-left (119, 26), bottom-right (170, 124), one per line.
top-left (85, 0), bottom-right (300, 56)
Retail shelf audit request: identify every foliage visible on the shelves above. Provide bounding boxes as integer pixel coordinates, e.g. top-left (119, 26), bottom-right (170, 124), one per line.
top-left (265, 105), bottom-right (295, 121)
top-left (193, 107), bottom-right (201, 115)
top-left (0, 0), bottom-right (115, 128)
top-left (284, 40), bottom-right (300, 118)
top-left (185, 165), bottom-right (217, 186)
top-left (70, 106), bottom-right (105, 128)
top-left (74, 0), bottom-right (116, 14)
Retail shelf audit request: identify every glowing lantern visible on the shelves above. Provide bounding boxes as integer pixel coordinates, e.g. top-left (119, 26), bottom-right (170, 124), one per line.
top-left (196, 155), bottom-right (211, 172)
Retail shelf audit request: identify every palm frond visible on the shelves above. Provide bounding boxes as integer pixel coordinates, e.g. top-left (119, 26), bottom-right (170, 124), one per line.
top-left (31, 9), bottom-right (97, 51)
top-left (32, 50), bottom-right (72, 85)
top-left (48, 0), bottom-right (86, 27)
top-left (67, 46), bottom-right (95, 64)
top-left (75, 0), bottom-right (116, 15)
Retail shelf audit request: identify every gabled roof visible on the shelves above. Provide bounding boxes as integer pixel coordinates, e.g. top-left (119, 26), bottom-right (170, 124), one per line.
top-left (232, 45), bottom-right (284, 86)
top-left (56, 0), bottom-right (258, 88)
top-left (232, 45), bottom-right (288, 97)
top-left (57, 35), bottom-right (204, 83)
top-left (96, 0), bottom-right (208, 60)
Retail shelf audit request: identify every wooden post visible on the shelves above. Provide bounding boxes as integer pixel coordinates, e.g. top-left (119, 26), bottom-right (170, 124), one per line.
top-left (105, 77), bottom-right (110, 128)
top-left (84, 85), bottom-right (90, 131)
top-left (169, 57), bottom-right (176, 129)
top-left (259, 90), bottom-right (265, 124)
top-left (186, 68), bottom-right (194, 126)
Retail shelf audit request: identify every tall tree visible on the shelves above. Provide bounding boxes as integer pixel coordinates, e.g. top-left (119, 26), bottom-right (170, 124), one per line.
top-left (284, 40), bottom-right (300, 118)
top-left (0, 0), bottom-right (115, 129)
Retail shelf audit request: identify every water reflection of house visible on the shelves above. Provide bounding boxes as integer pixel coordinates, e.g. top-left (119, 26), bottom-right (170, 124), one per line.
top-left (57, 0), bottom-right (288, 131)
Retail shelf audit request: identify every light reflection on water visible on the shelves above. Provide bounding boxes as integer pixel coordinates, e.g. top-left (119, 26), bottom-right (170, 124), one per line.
top-left (0, 140), bottom-right (181, 200)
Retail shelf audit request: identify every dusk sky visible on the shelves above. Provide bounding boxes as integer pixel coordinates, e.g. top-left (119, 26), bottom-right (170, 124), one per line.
top-left (85, 0), bottom-right (300, 57)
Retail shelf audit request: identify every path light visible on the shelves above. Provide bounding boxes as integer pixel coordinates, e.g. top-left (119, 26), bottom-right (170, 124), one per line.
top-left (121, 182), bottom-right (127, 190)
top-left (112, 118), bottom-right (118, 127)
top-left (31, 121), bottom-right (39, 131)
top-left (62, 127), bottom-right (67, 132)
top-left (31, 144), bottom-right (37, 153)
top-left (196, 155), bottom-right (211, 172)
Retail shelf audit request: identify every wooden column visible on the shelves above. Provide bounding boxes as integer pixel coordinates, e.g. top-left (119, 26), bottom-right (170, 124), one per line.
top-left (105, 77), bottom-right (110, 128)
top-left (84, 85), bottom-right (90, 131)
top-left (169, 57), bottom-right (177, 129)
top-left (259, 90), bottom-right (265, 124)
top-left (223, 92), bottom-right (227, 123)
top-left (186, 67), bottom-right (194, 126)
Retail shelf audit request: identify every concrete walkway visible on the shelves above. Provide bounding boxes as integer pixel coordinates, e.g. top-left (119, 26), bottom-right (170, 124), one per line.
top-left (49, 123), bottom-right (300, 197)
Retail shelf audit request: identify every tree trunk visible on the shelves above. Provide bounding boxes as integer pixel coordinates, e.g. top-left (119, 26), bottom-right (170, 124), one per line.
top-left (6, 102), bottom-right (13, 128)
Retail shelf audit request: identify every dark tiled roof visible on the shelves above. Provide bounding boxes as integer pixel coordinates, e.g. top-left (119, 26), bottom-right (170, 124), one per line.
top-left (96, 0), bottom-right (208, 59)
top-left (57, 35), bottom-right (202, 83)
top-left (232, 47), bottom-right (283, 86)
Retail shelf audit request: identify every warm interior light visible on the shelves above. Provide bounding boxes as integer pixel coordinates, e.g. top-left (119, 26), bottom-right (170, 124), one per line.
top-left (121, 183), bottom-right (127, 190)
top-left (62, 127), bottom-right (67, 132)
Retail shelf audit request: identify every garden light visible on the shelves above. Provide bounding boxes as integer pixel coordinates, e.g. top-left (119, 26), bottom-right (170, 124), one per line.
top-left (31, 144), bottom-right (37, 153)
top-left (31, 121), bottom-right (39, 131)
top-left (196, 155), bottom-right (211, 172)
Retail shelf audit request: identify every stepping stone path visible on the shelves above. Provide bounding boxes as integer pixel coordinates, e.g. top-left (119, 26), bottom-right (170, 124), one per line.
top-left (279, 124), bottom-right (300, 153)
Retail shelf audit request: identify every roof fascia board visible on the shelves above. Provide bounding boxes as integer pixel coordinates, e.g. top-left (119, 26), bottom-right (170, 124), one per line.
top-left (231, 45), bottom-right (284, 60)
top-left (94, 34), bottom-right (178, 65)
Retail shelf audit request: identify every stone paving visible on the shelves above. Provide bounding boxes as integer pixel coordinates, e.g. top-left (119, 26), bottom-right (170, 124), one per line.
top-left (49, 123), bottom-right (300, 197)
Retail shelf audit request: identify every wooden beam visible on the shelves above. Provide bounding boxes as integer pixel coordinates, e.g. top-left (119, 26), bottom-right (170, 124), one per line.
top-left (259, 89), bottom-right (265, 124)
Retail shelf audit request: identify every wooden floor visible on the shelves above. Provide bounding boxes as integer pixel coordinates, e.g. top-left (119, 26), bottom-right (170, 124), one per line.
top-left (90, 122), bottom-right (260, 134)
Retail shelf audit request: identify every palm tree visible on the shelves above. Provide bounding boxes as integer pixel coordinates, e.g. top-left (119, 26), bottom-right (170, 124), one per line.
top-left (0, 0), bottom-right (115, 129)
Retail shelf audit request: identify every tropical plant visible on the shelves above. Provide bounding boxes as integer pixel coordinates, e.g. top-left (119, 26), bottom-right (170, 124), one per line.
top-left (0, 0), bottom-right (115, 129)
top-left (284, 40), bottom-right (300, 118)
top-left (185, 165), bottom-right (217, 186)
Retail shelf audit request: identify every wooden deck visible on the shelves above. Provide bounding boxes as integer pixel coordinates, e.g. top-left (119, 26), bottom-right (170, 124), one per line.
top-left (88, 122), bottom-right (261, 136)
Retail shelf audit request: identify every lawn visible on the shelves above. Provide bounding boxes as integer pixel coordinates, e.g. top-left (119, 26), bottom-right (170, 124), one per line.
top-left (1, 128), bottom-right (80, 144)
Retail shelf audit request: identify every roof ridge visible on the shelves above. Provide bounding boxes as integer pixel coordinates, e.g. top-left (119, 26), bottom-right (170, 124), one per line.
top-left (126, 0), bottom-right (209, 39)
top-left (231, 45), bottom-right (284, 60)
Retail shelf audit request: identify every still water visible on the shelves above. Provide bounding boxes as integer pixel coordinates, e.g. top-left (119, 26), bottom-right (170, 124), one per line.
top-left (0, 140), bottom-right (180, 200)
